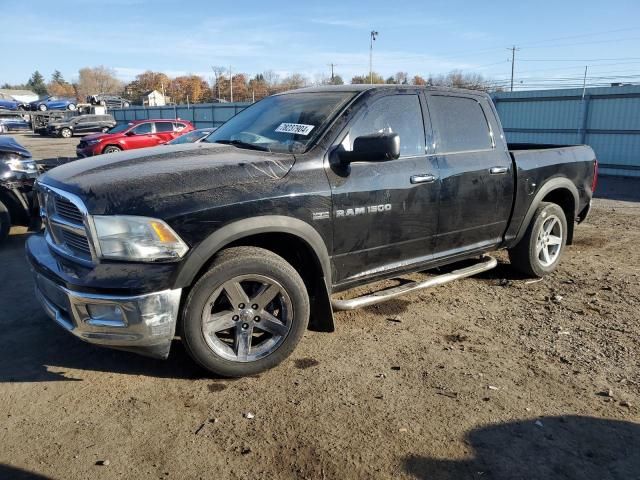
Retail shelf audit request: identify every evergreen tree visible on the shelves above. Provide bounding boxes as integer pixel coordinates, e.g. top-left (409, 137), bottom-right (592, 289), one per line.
top-left (27, 71), bottom-right (48, 95)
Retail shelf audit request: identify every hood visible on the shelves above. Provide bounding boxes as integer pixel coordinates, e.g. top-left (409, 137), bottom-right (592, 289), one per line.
top-left (39, 143), bottom-right (295, 217)
top-left (0, 136), bottom-right (31, 158)
top-left (82, 131), bottom-right (116, 142)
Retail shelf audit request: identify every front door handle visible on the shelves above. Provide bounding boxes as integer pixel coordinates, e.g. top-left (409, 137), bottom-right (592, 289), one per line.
top-left (410, 174), bottom-right (437, 184)
top-left (489, 166), bottom-right (508, 174)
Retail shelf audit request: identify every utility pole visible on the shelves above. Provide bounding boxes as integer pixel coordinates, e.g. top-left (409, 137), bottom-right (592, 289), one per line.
top-left (328, 63), bottom-right (336, 81)
top-left (581, 65), bottom-right (589, 100)
top-left (509, 45), bottom-right (520, 92)
top-left (229, 65), bottom-right (233, 103)
top-left (369, 30), bottom-right (378, 84)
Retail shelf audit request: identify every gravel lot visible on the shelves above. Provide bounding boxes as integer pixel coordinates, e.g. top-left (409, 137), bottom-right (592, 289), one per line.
top-left (1, 133), bottom-right (639, 479)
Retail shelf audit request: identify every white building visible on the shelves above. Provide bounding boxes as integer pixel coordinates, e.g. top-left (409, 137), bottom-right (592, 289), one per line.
top-left (142, 90), bottom-right (169, 107)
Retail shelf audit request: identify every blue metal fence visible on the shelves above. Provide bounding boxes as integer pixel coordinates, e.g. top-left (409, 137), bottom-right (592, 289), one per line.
top-left (111, 89), bottom-right (639, 178)
top-left (109, 102), bottom-right (251, 129)
top-left (492, 85), bottom-right (640, 177)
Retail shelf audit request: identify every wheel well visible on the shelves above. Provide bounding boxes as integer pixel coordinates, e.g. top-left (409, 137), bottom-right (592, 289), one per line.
top-left (183, 232), bottom-right (334, 333)
top-left (542, 188), bottom-right (576, 244)
top-left (102, 144), bottom-right (121, 153)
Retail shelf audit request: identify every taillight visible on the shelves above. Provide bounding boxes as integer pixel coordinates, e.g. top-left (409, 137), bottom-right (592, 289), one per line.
top-left (591, 158), bottom-right (599, 193)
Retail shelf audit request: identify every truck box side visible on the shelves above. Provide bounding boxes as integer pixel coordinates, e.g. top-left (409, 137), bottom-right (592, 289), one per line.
top-left (503, 144), bottom-right (597, 248)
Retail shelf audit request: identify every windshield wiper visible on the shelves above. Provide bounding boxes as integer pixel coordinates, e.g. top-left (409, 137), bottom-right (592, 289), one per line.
top-left (214, 139), bottom-right (270, 152)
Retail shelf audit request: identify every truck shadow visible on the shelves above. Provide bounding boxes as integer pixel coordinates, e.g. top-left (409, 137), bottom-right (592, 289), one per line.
top-left (403, 415), bottom-right (640, 480)
top-left (0, 464), bottom-right (55, 480)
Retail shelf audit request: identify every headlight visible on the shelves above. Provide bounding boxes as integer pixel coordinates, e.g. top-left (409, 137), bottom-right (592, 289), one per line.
top-left (4, 155), bottom-right (37, 173)
top-left (92, 216), bottom-right (188, 262)
top-left (87, 139), bottom-right (103, 145)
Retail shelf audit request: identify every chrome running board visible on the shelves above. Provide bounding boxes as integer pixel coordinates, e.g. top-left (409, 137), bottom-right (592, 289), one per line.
top-left (331, 256), bottom-right (497, 311)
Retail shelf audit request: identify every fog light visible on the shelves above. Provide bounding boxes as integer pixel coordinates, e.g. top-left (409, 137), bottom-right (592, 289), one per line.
top-left (86, 304), bottom-right (126, 326)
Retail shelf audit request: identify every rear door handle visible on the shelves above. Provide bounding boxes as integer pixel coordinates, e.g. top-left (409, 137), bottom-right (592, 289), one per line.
top-left (410, 174), bottom-right (437, 184)
top-left (489, 166), bottom-right (508, 174)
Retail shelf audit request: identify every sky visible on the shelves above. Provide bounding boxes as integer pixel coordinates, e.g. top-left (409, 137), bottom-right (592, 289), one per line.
top-left (2, 0), bottom-right (640, 90)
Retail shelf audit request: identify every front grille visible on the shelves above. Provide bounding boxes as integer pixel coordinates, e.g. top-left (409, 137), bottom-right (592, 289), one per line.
top-left (40, 185), bottom-right (93, 263)
top-left (55, 196), bottom-right (84, 224)
top-left (61, 230), bottom-right (92, 255)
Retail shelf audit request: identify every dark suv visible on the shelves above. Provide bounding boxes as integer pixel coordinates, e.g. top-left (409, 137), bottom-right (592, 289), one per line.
top-left (47, 114), bottom-right (116, 138)
top-left (87, 94), bottom-right (131, 109)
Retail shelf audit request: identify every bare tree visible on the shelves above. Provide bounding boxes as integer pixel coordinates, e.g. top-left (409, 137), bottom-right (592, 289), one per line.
top-left (76, 66), bottom-right (122, 99)
top-left (428, 70), bottom-right (492, 91)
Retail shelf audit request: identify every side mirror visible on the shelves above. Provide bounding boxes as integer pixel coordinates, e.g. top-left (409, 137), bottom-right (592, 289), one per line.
top-left (339, 133), bottom-right (400, 164)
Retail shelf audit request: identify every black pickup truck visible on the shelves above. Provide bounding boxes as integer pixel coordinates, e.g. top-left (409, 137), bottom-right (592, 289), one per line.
top-left (27, 85), bottom-right (597, 377)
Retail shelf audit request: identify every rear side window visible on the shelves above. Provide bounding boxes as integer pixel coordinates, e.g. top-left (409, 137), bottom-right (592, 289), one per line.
top-left (429, 95), bottom-right (493, 153)
top-left (345, 95), bottom-right (425, 158)
top-left (173, 122), bottom-right (187, 131)
top-left (155, 122), bottom-right (174, 132)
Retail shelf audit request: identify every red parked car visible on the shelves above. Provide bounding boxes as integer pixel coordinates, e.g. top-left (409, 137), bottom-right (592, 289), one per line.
top-left (76, 119), bottom-right (194, 157)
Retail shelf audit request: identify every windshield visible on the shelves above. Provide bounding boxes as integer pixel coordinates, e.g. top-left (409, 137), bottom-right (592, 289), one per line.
top-left (204, 92), bottom-right (355, 153)
top-left (107, 123), bottom-right (132, 134)
top-left (168, 129), bottom-right (211, 145)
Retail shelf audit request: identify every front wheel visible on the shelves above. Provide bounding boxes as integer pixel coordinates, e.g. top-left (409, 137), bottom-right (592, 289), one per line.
top-left (67, 103), bottom-right (77, 111)
top-left (181, 246), bottom-right (310, 377)
top-left (508, 202), bottom-right (568, 277)
top-left (102, 145), bottom-right (121, 154)
top-left (60, 127), bottom-right (72, 138)
top-left (38, 104), bottom-right (47, 111)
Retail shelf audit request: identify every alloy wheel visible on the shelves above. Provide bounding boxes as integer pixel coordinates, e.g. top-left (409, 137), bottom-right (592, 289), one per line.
top-left (200, 274), bottom-right (293, 362)
top-left (536, 214), bottom-right (563, 267)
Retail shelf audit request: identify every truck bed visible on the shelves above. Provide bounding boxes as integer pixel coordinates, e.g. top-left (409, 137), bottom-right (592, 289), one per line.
top-left (504, 143), bottom-right (597, 248)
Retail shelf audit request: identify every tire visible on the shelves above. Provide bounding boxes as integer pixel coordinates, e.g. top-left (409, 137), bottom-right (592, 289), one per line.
top-left (123, 102), bottom-right (130, 108)
top-left (38, 104), bottom-right (47, 111)
top-left (60, 127), bottom-right (72, 138)
top-left (102, 145), bottom-right (121, 154)
top-left (67, 103), bottom-right (77, 111)
top-left (508, 202), bottom-right (568, 277)
top-left (0, 200), bottom-right (10, 244)
top-left (181, 246), bottom-right (310, 377)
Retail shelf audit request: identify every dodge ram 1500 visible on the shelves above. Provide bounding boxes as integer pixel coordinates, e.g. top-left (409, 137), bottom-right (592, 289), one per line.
top-left (27, 85), bottom-right (597, 377)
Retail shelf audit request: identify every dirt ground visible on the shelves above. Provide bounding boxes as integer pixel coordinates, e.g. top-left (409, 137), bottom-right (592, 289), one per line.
top-left (0, 133), bottom-right (639, 479)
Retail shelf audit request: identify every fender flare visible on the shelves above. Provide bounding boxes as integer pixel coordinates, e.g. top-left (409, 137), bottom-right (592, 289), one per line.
top-left (174, 215), bottom-right (332, 289)
top-left (513, 177), bottom-right (579, 245)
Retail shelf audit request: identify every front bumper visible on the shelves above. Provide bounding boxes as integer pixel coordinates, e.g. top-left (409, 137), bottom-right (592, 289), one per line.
top-left (27, 234), bottom-right (183, 359)
top-left (76, 146), bottom-right (97, 158)
top-left (33, 271), bottom-right (181, 359)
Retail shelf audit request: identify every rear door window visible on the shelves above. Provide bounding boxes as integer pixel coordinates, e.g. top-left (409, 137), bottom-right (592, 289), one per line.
top-left (155, 122), bottom-right (174, 133)
top-left (428, 95), bottom-right (493, 153)
top-left (344, 94), bottom-right (425, 158)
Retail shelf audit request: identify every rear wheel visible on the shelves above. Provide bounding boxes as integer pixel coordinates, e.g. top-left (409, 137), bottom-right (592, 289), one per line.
top-left (508, 202), bottom-right (567, 277)
top-left (60, 127), bottom-right (72, 138)
top-left (123, 101), bottom-right (130, 108)
top-left (181, 246), bottom-right (310, 377)
top-left (102, 145), bottom-right (121, 154)
top-left (38, 104), bottom-right (47, 111)
top-left (0, 200), bottom-right (10, 243)
top-left (67, 103), bottom-right (77, 111)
